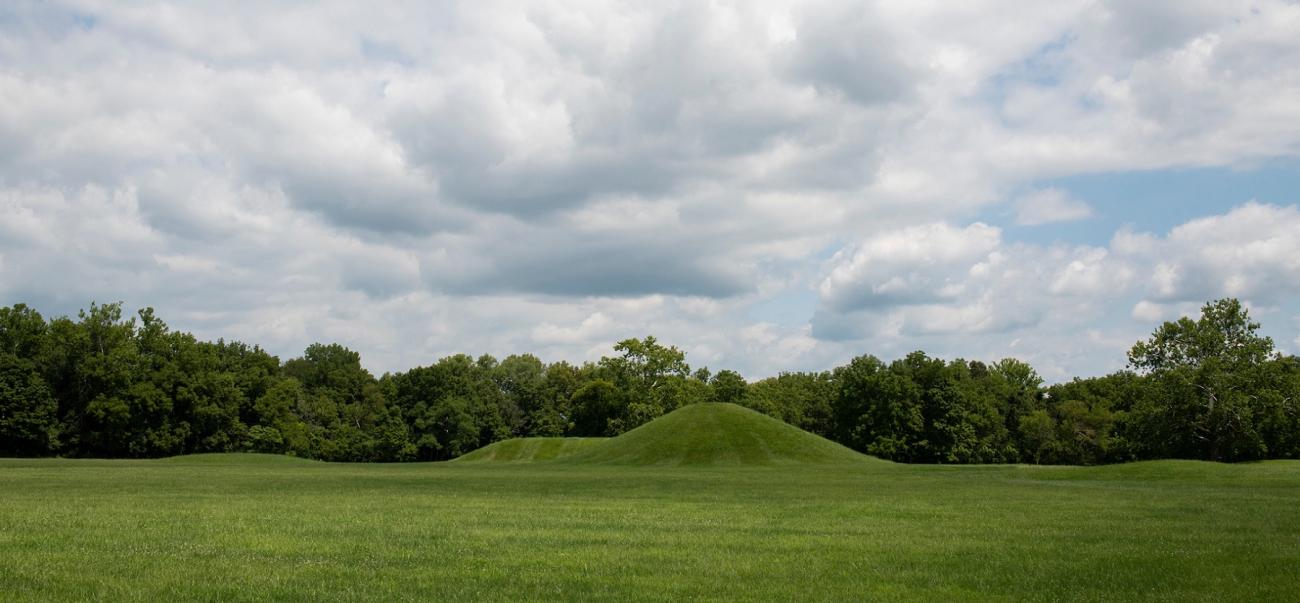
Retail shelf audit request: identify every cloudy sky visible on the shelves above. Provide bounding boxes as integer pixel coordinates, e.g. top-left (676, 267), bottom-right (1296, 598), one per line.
top-left (3, 1), bottom-right (1300, 380)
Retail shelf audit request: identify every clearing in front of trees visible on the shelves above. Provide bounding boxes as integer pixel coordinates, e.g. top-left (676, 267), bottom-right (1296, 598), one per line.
top-left (1, 404), bottom-right (1296, 601)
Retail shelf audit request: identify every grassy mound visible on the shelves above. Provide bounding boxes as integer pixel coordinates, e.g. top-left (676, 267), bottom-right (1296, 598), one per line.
top-left (154, 453), bottom-right (320, 465)
top-left (454, 437), bottom-right (605, 463)
top-left (564, 402), bottom-right (869, 466)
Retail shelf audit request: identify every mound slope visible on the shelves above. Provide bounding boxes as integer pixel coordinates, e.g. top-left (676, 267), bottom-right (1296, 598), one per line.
top-left (156, 453), bottom-right (320, 465)
top-left (454, 437), bottom-right (605, 463)
top-left (563, 403), bottom-right (868, 466)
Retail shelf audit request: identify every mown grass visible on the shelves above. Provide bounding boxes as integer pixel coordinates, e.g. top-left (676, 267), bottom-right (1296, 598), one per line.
top-left (1, 406), bottom-right (1296, 601)
top-left (454, 437), bottom-right (606, 463)
top-left (560, 403), bottom-right (868, 466)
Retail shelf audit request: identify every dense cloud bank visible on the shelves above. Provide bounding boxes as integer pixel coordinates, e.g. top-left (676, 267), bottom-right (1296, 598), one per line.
top-left (3, 2), bottom-right (1300, 379)
top-left (3, 299), bottom-right (1298, 464)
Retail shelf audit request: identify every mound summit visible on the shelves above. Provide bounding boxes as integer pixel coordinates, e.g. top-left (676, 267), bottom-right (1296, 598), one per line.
top-left (458, 402), bottom-right (869, 467)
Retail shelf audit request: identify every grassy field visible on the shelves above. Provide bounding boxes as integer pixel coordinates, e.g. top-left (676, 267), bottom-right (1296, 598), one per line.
top-left (1, 404), bottom-right (1297, 601)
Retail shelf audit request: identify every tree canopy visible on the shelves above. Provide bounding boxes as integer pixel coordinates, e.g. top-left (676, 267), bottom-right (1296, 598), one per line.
top-left (1, 299), bottom-right (1297, 464)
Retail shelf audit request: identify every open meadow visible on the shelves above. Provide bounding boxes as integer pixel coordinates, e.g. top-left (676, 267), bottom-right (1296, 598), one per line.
top-left (2, 405), bottom-right (1298, 601)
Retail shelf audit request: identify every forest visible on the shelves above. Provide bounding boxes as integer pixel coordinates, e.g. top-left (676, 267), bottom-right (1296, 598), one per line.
top-left (2, 298), bottom-right (1298, 464)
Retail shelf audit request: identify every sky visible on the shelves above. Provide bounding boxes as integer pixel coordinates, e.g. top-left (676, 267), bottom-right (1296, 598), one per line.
top-left (2, 1), bottom-right (1300, 381)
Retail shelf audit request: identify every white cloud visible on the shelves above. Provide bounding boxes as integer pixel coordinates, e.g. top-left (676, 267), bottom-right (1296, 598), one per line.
top-left (818, 222), bottom-right (1002, 311)
top-left (2, 1), bottom-right (1300, 379)
top-left (1015, 188), bottom-right (1094, 225)
top-left (531, 312), bottom-right (613, 346)
top-left (813, 221), bottom-right (1124, 346)
top-left (812, 201), bottom-right (1300, 375)
top-left (1127, 202), bottom-right (1300, 304)
top-left (1131, 300), bottom-right (1165, 322)
top-left (1049, 248), bottom-right (1128, 296)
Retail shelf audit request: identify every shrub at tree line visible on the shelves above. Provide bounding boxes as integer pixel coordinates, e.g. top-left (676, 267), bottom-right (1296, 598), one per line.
top-left (1, 299), bottom-right (1297, 463)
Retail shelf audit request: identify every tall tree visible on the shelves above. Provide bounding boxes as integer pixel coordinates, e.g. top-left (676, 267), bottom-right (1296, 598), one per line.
top-left (832, 355), bottom-right (925, 461)
top-left (0, 354), bottom-right (60, 455)
top-left (1127, 298), bottom-right (1281, 461)
top-left (569, 379), bottom-right (624, 436)
top-left (0, 303), bottom-right (48, 359)
top-left (710, 370), bottom-right (747, 405)
top-left (598, 336), bottom-right (690, 431)
top-left (745, 372), bottom-right (835, 436)
top-left (0, 304), bottom-right (60, 455)
top-left (59, 302), bottom-right (140, 456)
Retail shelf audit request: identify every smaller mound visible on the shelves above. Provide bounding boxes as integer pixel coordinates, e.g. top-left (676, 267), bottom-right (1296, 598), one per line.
top-left (454, 437), bottom-right (606, 463)
top-left (1073, 458), bottom-right (1300, 482)
top-left (155, 452), bottom-right (320, 465)
top-left (564, 403), bottom-right (869, 467)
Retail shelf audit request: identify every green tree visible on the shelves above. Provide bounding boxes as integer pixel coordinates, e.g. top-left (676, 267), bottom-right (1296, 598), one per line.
top-left (493, 354), bottom-right (545, 436)
top-left (418, 397), bottom-right (480, 458)
top-left (1017, 409), bottom-right (1056, 464)
top-left (186, 371), bottom-right (248, 452)
top-left (1040, 373), bottom-right (1137, 464)
top-left (1127, 298), bottom-right (1281, 461)
top-left (283, 343), bottom-right (373, 405)
top-left (0, 303), bottom-right (48, 359)
top-left (605, 336), bottom-right (690, 386)
top-left (253, 378), bottom-right (311, 455)
top-left (832, 355), bottom-right (925, 461)
top-left (0, 304), bottom-right (60, 455)
top-left (945, 360), bottom-right (1016, 463)
top-left (386, 354), bottom-right (511, 460)
top-left (0, 354), bottom-right (60, 455)
top-left (532, 361), bottom-right (582, 436)
top-left (745, 372), bottom-right (835, 436)
top-left (599, 336), bottom-right (689, 430)
top-left (1255, 356), bottom-right (1300, 458)
top-left (658, 374), bottom-right (712, 413)
top-left (710, 370), bottom-right (747, 405)
top-left (991, 358), bottom-right (1043, 454)
top-left (569, 379), bottom-right (624, 436)
top-left (54, 302), bottom-right (141, 456)
top-left (122, 308), bottom-right (192, 456)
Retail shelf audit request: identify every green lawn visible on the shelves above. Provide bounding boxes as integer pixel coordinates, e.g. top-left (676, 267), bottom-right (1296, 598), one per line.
top-left (1, 406), bottom-right (1297, 601)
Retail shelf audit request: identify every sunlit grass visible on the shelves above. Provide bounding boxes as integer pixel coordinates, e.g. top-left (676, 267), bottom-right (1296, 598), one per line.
top-left (2, 453), bottom-right (1296, 601)
top-left (453, 437), bottom-right (605, 463)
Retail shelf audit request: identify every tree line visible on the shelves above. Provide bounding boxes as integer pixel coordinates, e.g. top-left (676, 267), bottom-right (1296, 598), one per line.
top-left (2, 299), bottom-right (1298, 463)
